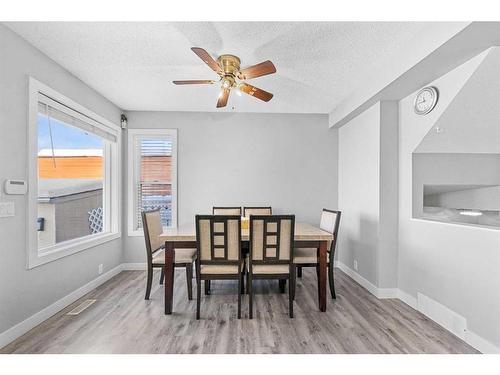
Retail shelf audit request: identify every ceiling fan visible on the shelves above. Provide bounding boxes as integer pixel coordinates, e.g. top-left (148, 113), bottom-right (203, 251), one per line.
top-left (173, 47), bottom-right (276, 108)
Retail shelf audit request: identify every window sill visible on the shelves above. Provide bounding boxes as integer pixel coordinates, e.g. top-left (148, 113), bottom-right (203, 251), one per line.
top-left (27, 231), bottom-right (121, 269)
top-left (411, 217), bottom-right (500, 232)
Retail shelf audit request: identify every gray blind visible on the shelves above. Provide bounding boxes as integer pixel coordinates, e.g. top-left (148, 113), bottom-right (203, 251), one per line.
top-left (38, 96), bottom-right (118, 143)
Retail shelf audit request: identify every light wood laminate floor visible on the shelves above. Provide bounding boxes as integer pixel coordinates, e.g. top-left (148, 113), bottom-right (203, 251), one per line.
top-left (1, 269), bottom-right (478, 354)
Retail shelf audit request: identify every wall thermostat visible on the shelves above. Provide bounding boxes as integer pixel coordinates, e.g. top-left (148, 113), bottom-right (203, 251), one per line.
top-left (4, 180), bottom-right (27, 195)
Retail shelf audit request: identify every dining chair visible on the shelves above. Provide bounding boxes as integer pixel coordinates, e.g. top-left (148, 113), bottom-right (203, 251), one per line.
top-left (293, 209), bottom-right (341, 299)
top-left (195, 215), bottom-right (244, 319)
top-left (247, 215), bottom-right (295, 318)
top-left (241, 207), bottom-right (273, 291)
top-left (212, 206), bottom-right (242, 215)
top-left (204, 208), bottom-right (243, 296)
top-left (243, 206), bottom-right (272, 217)
top-left (141, 209), bottom-right (197, 300)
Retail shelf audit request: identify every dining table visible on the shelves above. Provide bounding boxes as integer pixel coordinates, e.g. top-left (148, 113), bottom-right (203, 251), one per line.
top-left (159, 222), bottom-right (333, 315)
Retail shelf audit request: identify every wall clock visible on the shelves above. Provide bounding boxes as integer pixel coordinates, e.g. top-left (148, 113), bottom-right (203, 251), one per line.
top-left (414, 86), bottom-right (439, 115)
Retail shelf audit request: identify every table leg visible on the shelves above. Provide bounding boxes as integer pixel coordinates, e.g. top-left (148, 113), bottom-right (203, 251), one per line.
top-left (318, 240), bottom-right (327, 312)
top-left (164, 241), bottom-right (175, 315)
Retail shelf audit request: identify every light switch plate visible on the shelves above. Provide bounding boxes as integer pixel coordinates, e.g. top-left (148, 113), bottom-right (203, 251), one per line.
top-left (0, 202), bottom-right (15, 217)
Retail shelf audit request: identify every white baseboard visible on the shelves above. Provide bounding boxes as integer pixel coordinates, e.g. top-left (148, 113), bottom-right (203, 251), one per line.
top-left (396, 289), bottom-right (417, 309)
top-left (334, 261), bottom-right (397, 299)
top-left (465, 330), bottom-right (500, 354)
top-left (376, 287), bottom-right (398, 299)
top-left (121, 262), bottom-right (147, 270)
top-left (0, 264), bottom-right (123, 349)
top-left (334, 261), bottom-right (500, 354)
top-left (417, 292), bottom-right (467, 340)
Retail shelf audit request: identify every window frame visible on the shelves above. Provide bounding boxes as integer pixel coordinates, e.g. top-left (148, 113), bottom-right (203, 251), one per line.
top-left (27, 77), bottom-right (121, 269)
top-left (127, 128), bottom-right (178, 236)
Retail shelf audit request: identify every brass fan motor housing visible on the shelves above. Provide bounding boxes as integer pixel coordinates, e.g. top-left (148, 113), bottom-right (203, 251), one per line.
top-left (217, 54), bottom-right (241, 76)
top-left (173, 47), bottom-right (275, 108)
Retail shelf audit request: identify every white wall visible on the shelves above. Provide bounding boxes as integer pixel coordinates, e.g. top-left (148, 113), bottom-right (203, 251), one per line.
top-left (415, 48), bottom-right (500, 155)
top-left (123, 111), bottom-right (338, 263)
top-left (0, 25), bottom-right (123, 337)
top-left (338, 101), bottom-right (399, 289)
top-left (398, 49), bottom-right (500, 349)
top-left (338, 103), bottom-right (380, 285)
top-left (378, 102), bottom-right (399, 288)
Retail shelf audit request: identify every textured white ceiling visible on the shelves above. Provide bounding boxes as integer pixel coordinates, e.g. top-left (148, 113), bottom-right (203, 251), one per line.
top-left (6, 22), bottom-right (443, 113)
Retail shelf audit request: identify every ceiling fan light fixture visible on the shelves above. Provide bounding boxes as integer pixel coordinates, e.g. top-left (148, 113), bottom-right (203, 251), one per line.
top-left (222, 79), bottom-right (231, 89)
top-left (173, 47), bottom-right (276, 108)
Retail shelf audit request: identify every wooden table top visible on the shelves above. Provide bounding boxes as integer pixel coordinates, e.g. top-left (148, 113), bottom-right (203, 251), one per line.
top-left (159, 222), bottom-right (333, 242)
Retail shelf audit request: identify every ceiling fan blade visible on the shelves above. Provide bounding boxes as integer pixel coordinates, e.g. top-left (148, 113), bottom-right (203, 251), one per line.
top-left (172, 80), bottom-right (215, 85)
top-left (191, 47), bottom-right (223, 75)
top-left (238, 83), bottom-right (273, 102)
top-left (238, 60), bottom-right (276, 80)
top-left (216, 88), bottom-right (230, 108)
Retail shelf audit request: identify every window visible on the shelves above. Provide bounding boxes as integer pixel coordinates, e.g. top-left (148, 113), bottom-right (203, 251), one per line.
top-left (28, 78), bottom-right (121, 268)
top-left (128, 129), bottom-right (177, 236)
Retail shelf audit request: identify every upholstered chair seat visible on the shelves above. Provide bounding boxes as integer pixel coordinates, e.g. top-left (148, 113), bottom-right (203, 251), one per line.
top-left (200, 263), bottom-right (244, 274)
top-left (152, 248), bottom-right (197, 265)
top-left (293, 246), bottom-right (332, 264)
top-left (249, 264), bottom-right (290, 274)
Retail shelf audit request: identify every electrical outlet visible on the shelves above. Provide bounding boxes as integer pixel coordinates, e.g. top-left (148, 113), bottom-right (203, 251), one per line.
top-left (0, 202), bottom-right (15, 217)
top-left (98, 264), bottom-right (103, 275)
top-left (353, 260), bottom-right (358, 271)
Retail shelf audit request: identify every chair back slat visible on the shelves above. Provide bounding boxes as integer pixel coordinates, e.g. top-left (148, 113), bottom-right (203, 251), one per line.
top-left (196, 215), bottom-right (241, 265)
top-left (250, 215), bottom-right (295, 265)
top-left (212, 207), bottom-right (242, 215)
top-left (243, 206), bottom-right (272, 217)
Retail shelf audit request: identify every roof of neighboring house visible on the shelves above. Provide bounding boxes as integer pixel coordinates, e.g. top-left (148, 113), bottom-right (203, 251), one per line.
top-left (38, 149), bottom-right (103, 157)
top-left (38, 179), bottom-right (103, 200)
top-left (38, 150), bottom-right (104, 179)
